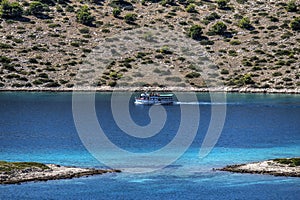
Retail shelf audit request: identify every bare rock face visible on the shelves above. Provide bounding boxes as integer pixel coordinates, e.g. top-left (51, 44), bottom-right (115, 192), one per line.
top-left (218, 158), bottom-right (300, 177)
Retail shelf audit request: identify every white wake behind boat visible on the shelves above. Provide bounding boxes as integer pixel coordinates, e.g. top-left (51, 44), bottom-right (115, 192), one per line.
top-left (134, 92), bottom-right (174, 105)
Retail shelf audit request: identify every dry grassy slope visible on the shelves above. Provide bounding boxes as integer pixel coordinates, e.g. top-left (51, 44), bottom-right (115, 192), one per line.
top-left (0, 0), bottom-right (299, 91)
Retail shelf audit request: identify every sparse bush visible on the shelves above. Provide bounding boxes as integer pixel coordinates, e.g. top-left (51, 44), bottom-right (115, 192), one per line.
top-left (0, 56), bottom-right (11, 63)
top-left (37, 0), bottom-right (56, 6)
top-left (124, 13), bottom-right (137, 24)
top-left (79, 27), bottom-right (90, 34)
top-left (230, 40), bottom-right (241, 45)
top-left (161, 0), bottom-right (175, 6)
top-left (66, 5), bottom-right (74, 12)
top-left (112, 7), bottom-right (121, 18)
top-left (273, 72), bottom-right (282, 77)
top-left (28, 58), bottom-right (38, 63)
top-left (200, 40), bottom-right (214, 45)
top-left (210, 21), bottom-right (227, 35)
top-left (28, 1), bottom-right (49, 16)
top-left (220, 69), bottom-right (229, 74)
top-left (290, 17), bottom-right (300, 31)
top-left (286, 0), bottom-right (298, 12)
top-left (0, 42), bottom-right (12, 49)
top-left (236, 0), bottom-right (247, 4)
top-left (0, 0), bottom-right (23, 19)
top-left (238, 17), bottom-right (252, 30)
top-left (56, 4), bottom-right (63, 12)
top-left (76, 5), bottom-right (95, 26)
top-left (188, 24), bottom-right (203, 40)
top-left (217, 0), bottom-right (230, 10)
top-left (159, 46), bottom-right (173, 54)
top-left (108, 81), bottom-right (117, 87)
top-left (204, 12), bottom-right (220, 21)
top-left (186, 4), bottom-right (196, 13)
top-left (185, 72), bottom-right (200, 78)
top-left (235, 74), bottom-right (255, 85)
top-left (228, 50), bottom-right (237, 56)
top-left (45, 81), bottom-right (60, 87)
top-left (38, 73), bottom-right (48, 79)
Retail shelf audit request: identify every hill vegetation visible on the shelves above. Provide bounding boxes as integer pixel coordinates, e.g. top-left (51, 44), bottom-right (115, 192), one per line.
top-left (0, 0), bottom-right (299, 91)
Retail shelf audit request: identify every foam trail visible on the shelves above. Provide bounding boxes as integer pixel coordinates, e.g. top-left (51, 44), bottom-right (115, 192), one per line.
top-left (175, 102), bottom-right (238, 105)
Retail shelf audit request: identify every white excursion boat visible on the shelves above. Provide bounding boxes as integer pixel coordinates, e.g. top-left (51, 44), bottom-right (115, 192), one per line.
top-left (134, 92), bottom-right (175, 105)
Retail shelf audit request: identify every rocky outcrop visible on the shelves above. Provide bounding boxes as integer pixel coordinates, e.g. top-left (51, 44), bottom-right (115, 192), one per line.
top-left (218, 159), bottom-right (300, 177)
top-left (0, 164), bottom-right (121, 184)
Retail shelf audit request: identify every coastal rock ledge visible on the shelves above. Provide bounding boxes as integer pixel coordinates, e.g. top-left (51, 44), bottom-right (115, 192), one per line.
top-left (0, 161), bottom-right (121, 184)
top-left (218, 158), bottom-right (300, 177)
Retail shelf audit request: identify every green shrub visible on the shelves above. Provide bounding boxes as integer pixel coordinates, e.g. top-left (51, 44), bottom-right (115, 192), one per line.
top-left (188, 24), bottom-right (203, 40)
top-left (239, 74), bottom-right (255, 85)
top-left (220, 69), bottom-right (229, 74)
top-left (204, 12), bottom-right (220, 21)
top-left (286, 0), bottom-right (298, 12)
top-left (28, 58), bottom-right (38, 63)
top-left (216, 0), bottom-right (230, 10)
top-left (44, 81), bottom-right (60, 87)
top-left (228, 50), bottom-right (237, 56)
top-left (185, 72), bottom-right (200, 78)
top-left (79, 27), bottom-right (90, 34)
top-left (76, 5), bottom-right (95, 26)
top-left (274, 158), bottom-right (300, 166)
top-left (28, 1), bottom-right (49, 16)
top-left (124, 13), bottom-right (137, 24)
top-left (236, 0), bottom-right (247, 4)
top-left (37, 0), bottom-right (56, 6)
top-left (66, 5), bottom-right (74, 12)
top-left (0, 56), bottom-right (11, 63)
top-left (56, 4), bottom-right (63, 12)
top-left (230, 40), bottom-right (241, 45)
top-left (0, 0), bottom-right (23, 19)
top-left (108, 81), bottom-right (117, 87)
top-left (290, 17), bottom-right (300, 31)
top-left (238, 17), bottom-right (252, 30)
top-left (0, 42), bottom-right (12, 49)
top-left (273, 72), bottom-right (282, 77)
top-left (200, 40), bottom-right (214, 45)
top-left (161, 0), bottom-right (175, 6)
top-left (112, 7), bottom-right (121, 18)
top-left (38, 73), bottom-right (48, 78)
top-left (186, 4), bottom-right (196, 13)
top-left (210, 21), bottom-right (227, 35)
top-left (159, 46), bottom-right (173, 54)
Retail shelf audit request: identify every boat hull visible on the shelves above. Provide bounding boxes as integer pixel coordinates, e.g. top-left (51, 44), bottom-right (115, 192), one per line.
top-left (134, 99), bottom-right (174, 105)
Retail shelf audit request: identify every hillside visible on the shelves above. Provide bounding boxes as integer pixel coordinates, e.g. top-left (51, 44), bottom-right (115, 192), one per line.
top-left (0, 0), bottom-right (299, 92)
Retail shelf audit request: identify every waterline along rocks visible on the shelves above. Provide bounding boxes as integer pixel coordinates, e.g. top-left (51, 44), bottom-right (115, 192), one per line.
top-left (0, 161), bottom-right (121, 184)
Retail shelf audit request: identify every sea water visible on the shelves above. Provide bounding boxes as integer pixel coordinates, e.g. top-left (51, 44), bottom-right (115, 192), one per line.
top-left (0, 92), bottom-right (299, 199)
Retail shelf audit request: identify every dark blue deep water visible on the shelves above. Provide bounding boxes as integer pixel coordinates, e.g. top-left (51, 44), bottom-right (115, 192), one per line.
top-left (0, 92), bottom-right (299, 199)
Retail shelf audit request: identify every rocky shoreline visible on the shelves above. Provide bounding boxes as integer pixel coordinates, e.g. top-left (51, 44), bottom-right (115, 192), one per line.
top-left (0, 86), bottom-right (299, 94)
top-left (0, 163), bottom-right (121, 185)
top-left (218, 158), bottom-right (300, 177)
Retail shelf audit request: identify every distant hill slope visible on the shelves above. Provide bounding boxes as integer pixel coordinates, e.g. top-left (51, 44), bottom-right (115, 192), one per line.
top-left (0, 0), bottom-right (299, 91)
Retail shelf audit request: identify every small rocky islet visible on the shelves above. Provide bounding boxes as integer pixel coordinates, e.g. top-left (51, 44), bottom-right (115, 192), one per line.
top-left (0, 161), bottom-right (121, 184)
top-left (218, 157), bottom-right (300, 177)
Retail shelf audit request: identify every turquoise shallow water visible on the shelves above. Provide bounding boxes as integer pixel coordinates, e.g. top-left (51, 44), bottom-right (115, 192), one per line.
top-left (0, 92), bottom-right (299, 199)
